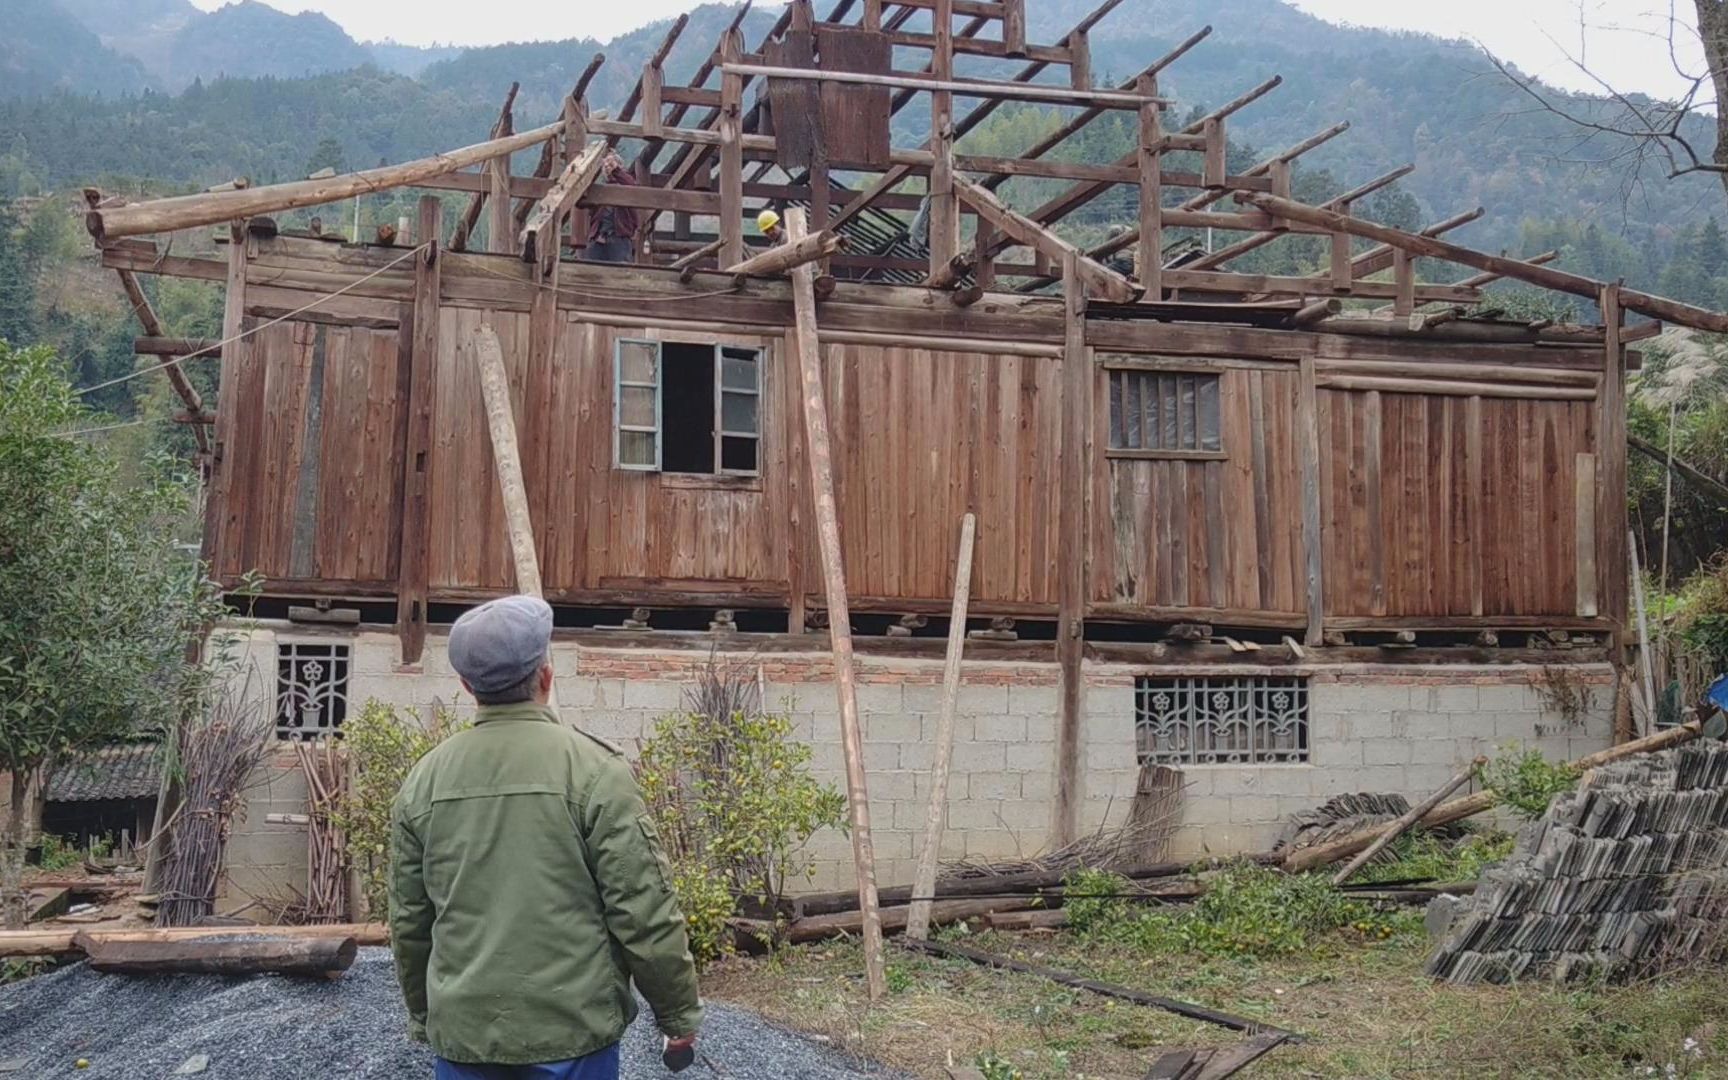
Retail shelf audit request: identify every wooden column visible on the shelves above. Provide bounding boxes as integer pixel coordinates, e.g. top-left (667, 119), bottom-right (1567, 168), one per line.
top-left (718, 29), bottom-right (745, 267)
top-left (1053, 255), bottom-right (1089, 847)
top-left (1135, 73), bottom-right (1161, 295)
top-left (928, 0), bottom-right (959, 278)
top-left (1392, 249), bottom-right (1415, 317)
top-left (1600, 284), bottom-right (1633, 743)
top-left (1298, 353), bottom-right (1324, 646)
top-left (1201, 117), bottom-right (1225, 187)
top-left (1003, 0), bottom-right (1027, 57)
top-left (1068, 28), bottom-right (1091, 89)
top-left (784, 208), bottom-right (887, 1001)
top-left (396, 196), bottom-right (441, 664)
top-left (488, 107), bottom-right (516, 255)
top-left (1329, 199), bottom-right (1353, 291)
top-left (205, 221), bottom-right (249, 582)
top-left (906, 513), bottom-right (977, 941)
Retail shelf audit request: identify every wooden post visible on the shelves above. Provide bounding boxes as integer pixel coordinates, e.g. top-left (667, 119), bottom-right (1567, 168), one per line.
top-left (784, 208), bottom-right (887, 1001)
top-left (1600, 284), bottom-right (1633, 743)
top-left (1135, 73), bottom-right (1161, 295)
top-left (487, 104), bottom-right (516, 255)
top-left (906, 513), bottom-right (977, 941)
top-left (718, 29), bottom-right (745, 267)
top-left (396, 197), bottom-right (440, 665)
top-left (1067, 28), bottom-right (1091, 90)
top-left (1053, 255), bottom-right (1088, 846)
top-left (473, 326), bottom-right (542, 596)
top-left (1298, 353), bottom-right (1324, 646)
top-left (1201, 117), bottom-right (1225, 187)
top-left (928, 0), bottom-right (959, 279)
top-left (1002, 0), bottom-right (1027, 57)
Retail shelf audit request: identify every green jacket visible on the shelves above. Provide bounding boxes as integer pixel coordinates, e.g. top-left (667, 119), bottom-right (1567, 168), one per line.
top-left (388, 702), bottom-right (702, 1065)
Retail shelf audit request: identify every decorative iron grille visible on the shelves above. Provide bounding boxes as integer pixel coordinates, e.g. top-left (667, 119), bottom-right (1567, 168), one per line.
top-left (1134, 676), bottom-right (1309, 765)
top-left (276, 642), bottom-right (351, 741)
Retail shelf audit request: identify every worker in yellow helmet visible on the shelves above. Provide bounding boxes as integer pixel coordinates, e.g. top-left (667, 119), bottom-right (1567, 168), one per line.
top-left (756, 208), bottom-right (784, 244)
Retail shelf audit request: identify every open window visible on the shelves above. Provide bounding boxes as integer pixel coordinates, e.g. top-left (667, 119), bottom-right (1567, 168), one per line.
top-left (615, 338), bottom-right (762, 475)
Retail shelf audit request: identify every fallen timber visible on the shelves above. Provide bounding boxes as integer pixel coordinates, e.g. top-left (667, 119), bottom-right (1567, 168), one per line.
top-left (78, 932), bottom-right (359, 978)
top-left (0, 922), bottom-right (389, 960)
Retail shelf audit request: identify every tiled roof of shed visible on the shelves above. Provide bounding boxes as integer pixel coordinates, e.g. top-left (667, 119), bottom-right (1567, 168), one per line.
top-left (44, 743), bottom-right (163, 802)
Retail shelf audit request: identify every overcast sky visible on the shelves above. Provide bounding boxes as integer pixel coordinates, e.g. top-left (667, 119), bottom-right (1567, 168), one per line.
top-left (189, 0), bottom-right (1711, 103)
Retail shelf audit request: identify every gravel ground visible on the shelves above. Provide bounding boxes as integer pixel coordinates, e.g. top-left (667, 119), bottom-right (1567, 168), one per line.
top-left (0, 948), bottom-right (908, 1079)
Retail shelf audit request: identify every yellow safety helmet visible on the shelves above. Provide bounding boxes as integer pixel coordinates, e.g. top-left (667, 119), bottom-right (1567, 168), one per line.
top-left (756, 208), bottom-right (781, 234)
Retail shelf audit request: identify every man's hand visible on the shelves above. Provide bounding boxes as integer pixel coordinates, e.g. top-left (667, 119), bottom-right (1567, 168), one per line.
top-left (662, 1033), bottom-right (697, 1072)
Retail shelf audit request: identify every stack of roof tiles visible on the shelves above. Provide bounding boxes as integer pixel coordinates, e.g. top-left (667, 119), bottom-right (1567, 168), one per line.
top-left (1427, 741), bottom-right (1728, 984)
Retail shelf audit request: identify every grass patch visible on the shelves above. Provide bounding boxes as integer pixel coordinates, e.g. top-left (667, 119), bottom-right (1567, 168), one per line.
top-left (1352, 828), bottom-right (1515, 886)
top-left (703, 926), bottom-right (1728, 1078)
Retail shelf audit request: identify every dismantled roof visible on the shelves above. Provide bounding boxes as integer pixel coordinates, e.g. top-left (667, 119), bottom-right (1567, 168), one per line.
top-left (44, 743), bottom-right (163, 803)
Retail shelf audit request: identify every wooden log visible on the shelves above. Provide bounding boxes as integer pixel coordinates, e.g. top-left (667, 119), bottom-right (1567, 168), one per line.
top-left (907, 513), bottom-right (978, 941)
top-left (472, 325), bottom-right (543, 597)
top-left (985, 908), bottom-right (1069, 931)
top-left (89, 121), bottom-right (564, 243)
top-left (1331, 758), bottom-right (1484, 885)
top-left (396, 196), bottom-right (440, 665)
top-left (785, 207), bottom-right (887, 1000)
top-left (519, 140), bottom-right (607, 266)
top-left (78, 933), bottom-right (358, 978)
top-left (722, 229), bottom-right (845, 277)
top-left (0, 922), bottom-right (389, 959)
top-left (133, 336), bottom-right (221, 357)
top-left (924, 252), bottom-right (974, 290)
top-left (1283, 720), bottom-right (1704, 873)
top-left (787, 898), bottom-right (1023, 942)
top-left (1243, 193), bottom-right (1728, 334)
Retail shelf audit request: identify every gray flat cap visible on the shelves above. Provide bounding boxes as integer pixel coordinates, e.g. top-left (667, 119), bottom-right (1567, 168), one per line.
top-left (449, 595), bottom-right (554, 693)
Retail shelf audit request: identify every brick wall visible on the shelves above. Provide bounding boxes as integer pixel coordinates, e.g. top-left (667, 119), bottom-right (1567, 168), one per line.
top-left (218, 622), bottom-right (1616, 898)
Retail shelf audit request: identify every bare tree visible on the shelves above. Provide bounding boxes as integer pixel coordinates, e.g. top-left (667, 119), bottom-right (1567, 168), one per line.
top-left (1490, 2), bottom-right (1728, 200)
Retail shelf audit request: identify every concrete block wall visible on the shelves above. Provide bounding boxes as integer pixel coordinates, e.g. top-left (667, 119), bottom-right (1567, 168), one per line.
top-left (217, 621), bottom-right (1617, 897)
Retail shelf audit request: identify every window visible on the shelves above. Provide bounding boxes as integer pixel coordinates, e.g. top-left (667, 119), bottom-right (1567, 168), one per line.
top-left (276, 642), bottom-right (351, 741)
top-left (615, 338), bottom-right (761, 475)
top-left (1107, 369), bottom-right (1222, 456)
top-left (1134, 675), bottom-right (1309, 765)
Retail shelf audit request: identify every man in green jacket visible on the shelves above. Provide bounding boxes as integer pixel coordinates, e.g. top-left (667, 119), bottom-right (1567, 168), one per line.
top-left (389, 595), bottom-right (702, 1079)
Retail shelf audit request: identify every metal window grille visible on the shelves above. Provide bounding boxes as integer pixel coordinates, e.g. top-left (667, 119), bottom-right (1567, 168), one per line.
top-left (1107, 370), bottom-right (1222, 453)
top-left (276, 643), bottom-right (351, 741)
top-left (1134, 676), bottom-right (1309, 765)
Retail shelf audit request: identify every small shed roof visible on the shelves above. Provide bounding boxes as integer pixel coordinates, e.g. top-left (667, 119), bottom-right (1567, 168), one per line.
top-left (44, 744), bottom-right (163, 803)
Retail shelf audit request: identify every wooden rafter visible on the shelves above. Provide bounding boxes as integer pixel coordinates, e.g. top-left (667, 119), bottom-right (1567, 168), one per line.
top-left (451, 82), bottom-right (519, 253)
top-left (954, 176), bottom-right (1137, 302)
top-left (519, 141), bottom-right (606, 265)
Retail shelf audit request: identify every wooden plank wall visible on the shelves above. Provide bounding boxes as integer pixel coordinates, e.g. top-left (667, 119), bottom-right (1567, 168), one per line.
top-left (815, 341), bottom-right (1065, 611)
top-left (212, 319), bottom-right (403, 586)
top-left (1089, 364), bottom-right (1306, 617)
top-left (424, 308), bottom-right (789, 597)
top-left (1317, 389), bottom-right (1596, 618)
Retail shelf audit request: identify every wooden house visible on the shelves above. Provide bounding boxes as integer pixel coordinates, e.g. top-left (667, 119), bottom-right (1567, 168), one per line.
top-left (86, 0), bottom-right (1728, 900)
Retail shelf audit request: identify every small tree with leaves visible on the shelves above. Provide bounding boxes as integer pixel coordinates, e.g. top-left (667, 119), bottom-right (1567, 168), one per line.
top-left (0, 341), bottom-right (224, 926)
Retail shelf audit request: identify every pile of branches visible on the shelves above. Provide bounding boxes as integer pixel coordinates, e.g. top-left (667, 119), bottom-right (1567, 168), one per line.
top-left (295, 739), bottom-right (348, 924)
top-left (154, 668), bottom-right (273, 927)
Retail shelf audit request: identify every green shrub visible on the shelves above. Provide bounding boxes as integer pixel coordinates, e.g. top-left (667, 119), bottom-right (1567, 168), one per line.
top-left (1480, 747), bottom-right (1580, 819)
top-left (635, 705), bottom-right (846, 965)
top-left (34, 834), bottom-right (80, 872)
top-left (1066, 861), bottom-right (1402, 959)
top-left (1353, 828), bottom-right (1515, 885)
top-left (330, 699), bottom-right (465, 918)
top-left (973, 1051), bottom-right (1023, 1080)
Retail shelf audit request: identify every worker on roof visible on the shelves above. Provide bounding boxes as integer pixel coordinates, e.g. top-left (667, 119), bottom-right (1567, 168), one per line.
top-left (389, 595), bottom-right (701, 1080)
top-left (757, 207), bottom-right (783, 243)
top-left (583, 152), bottom-right (641, 264)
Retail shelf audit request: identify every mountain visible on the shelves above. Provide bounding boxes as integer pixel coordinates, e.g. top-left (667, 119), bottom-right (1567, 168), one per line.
top-left (54, 0), bottom-right (199, 83)
top-left (364, 40), bottom-right (467, 78)
top-left (0, 0), bottom-right (155, 99)
top-left (158, 2), bottom-right (377, 90)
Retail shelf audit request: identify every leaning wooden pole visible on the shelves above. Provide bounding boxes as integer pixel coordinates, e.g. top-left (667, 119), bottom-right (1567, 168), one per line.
top-left (906, 513), bottom-right (978, 941)
top-left (1284, 720), bottom-right (1703, 873)
top-left (473, 325), bottom-right (543, 597)
top-left (784, 207), bottom-right (887, 1000)
top-left (1330, 757), bottom-right (1483, 886)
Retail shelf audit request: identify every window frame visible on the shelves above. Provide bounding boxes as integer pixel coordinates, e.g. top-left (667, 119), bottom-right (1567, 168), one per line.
top-left (1133, 674), bottom-right (1310, 766)
top-left (613, 338), bottom-right (764, 478)
top-left (1102, 362), bottom-right (1227, 461)
top-left (275, 640), bottom-right (352, 742)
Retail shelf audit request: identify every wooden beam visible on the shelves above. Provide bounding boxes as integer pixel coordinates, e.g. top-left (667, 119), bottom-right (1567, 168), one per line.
top-left (954, 176), bottom-right (1137, 302)
top-left (519, 140), bottom-right (606, 266)
top-left (90, 121), bottom-right (565, 243)
top-left (906, 512), bottom-right (977, 942)
top-left (719, 29), bottom-right (746, 267)
top-left (721, 64), bottom-right (1168, 109)
top-left (395, 196), bottom-right (441, 665)
top-left (1245, 193), bottom-right (1728, 334)
top-left (785, 207), bottom-right (887, 1001)
top-left (1297, 351), bottom-right (1323, 645)
top-left (1629, 434), bottom-right (1728, 505)
top-left (1185, 163), bottom-right (1415, 272)
top-left (117, 271), bottom-right (209, 454)
top-left (473, 325), bottom-right (543, 596)
top-left (723, 229), bottom-right (845, 277)
top-left (133, 335), bottom-right (220, 357)
top-left (451, 82), bottom-right (519, 253)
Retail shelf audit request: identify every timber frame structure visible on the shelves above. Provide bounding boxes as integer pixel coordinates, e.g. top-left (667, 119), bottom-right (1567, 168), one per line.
top-left (84, 0), bottom-right (1728, 837)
